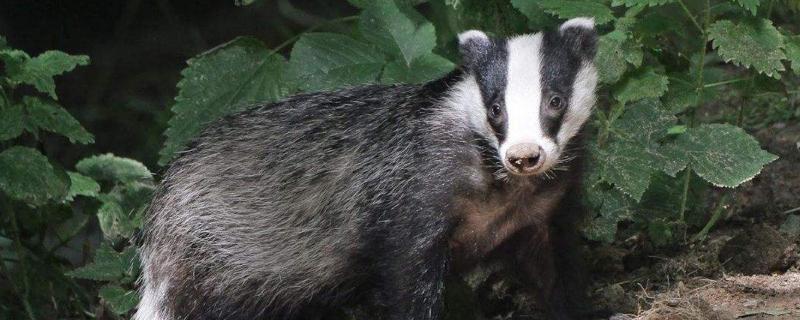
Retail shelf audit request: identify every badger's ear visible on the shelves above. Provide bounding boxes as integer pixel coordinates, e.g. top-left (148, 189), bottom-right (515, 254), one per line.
top-left (559, 17), bottom-right (598, 61)
top-left (458, 30), bottom-right (491, 68)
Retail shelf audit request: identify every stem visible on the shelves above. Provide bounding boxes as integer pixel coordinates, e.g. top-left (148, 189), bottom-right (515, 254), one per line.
top-left (783, 206), bottom-right (800, 214)
top-left (678, 0), bottom-right (710, 224)
top-left (704, 78), bottom-right (750, 88)
top-left (692, 193), bottom-right (731, 241)
top-left (677, 169), bottom-right (692, 222)
top-left (677, 0), bottom-right (704, 34)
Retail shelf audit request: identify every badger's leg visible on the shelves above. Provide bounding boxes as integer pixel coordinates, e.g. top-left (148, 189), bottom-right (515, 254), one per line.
top-left (368, 207), bottom-right (451, 320)
top-left (511, 205), bottom-right (589, 319)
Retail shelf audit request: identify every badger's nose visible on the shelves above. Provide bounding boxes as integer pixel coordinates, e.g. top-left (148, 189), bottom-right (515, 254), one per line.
top-left (506, 143), bottom-right (544, 173)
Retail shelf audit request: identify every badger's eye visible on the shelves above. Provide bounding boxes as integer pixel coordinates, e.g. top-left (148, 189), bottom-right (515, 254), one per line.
top-left (490, 102), bottom-right (502, 118)
top-left (549, 96), bottom-right (564, 110)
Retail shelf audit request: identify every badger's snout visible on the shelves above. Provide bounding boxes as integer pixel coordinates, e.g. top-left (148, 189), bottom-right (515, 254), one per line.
top-left (505, 143), bottom-right (545, 174)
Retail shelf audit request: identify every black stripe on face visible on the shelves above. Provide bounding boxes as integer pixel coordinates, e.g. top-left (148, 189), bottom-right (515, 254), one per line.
top-left (470, 39), bottom-right (509, 144)
top-left (539, 30), bottom-right (582, 141)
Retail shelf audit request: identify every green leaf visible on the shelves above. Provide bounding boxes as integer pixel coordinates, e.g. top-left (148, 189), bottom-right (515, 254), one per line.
top-left (66, 242), bottom-right (138, 282)
top-left (66, 171), bottom-right (100, 201)
top-left (76, 154), bottom-right (152, 184)
top-left (785, 35), bottom-right (800, 75)
top-left (289, 33), bottom-right (386, 92)
top-left (510, 0), bottom-right (560, 29)
top-left (0, 35), bottom-right (7, 50)
top-left (613, 68), bottom-right (669, 104)
top-left (598, 100), bottom-right (679, 200)
top-left (96, 199), bottom-right (137, 240)
top-left (23, 96), bottom-right (94, 144)
top-left (0, 49), bottom-right (30, 76)
top-left (381, 53), bottom-right (454, 84)
top-left (359, 0), bottom-right (437, 65)
top-left (611, 0), bottom-right (675, 7)
top-left (536, 0), bottom-right (615, 25)
top-left (99, 284), bottom-right (139, 315)
top-left (4, 51), bottom-right (89, 99)
top-left (596, 31), bottom-right (641, 84)
top-left (0, 146), bottom-right (70, 206)
top-left (732, 0), bottom-right (759, 15)
top-left (0, 103), bottom-right (25, 141)
top-left (708, 19), bottom-right (786, 78)
top-left (583, 188), bottom-right (635, 243)
top-left (661, 124), bottom-right (778, 187)
top-left (160, 37), bottom-right (291, 165)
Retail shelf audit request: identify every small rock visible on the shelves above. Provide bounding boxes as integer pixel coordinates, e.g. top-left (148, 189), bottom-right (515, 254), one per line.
top-left (743, 299), bottom-right (761, 308)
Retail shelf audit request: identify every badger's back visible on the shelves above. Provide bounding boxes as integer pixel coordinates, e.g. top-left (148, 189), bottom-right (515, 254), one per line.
top-left (136, 78), bottom-right (474, 320)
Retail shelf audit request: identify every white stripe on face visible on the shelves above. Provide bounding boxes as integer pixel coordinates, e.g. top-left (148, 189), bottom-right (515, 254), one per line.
top-left (501, 33), bottom-right (559, 174)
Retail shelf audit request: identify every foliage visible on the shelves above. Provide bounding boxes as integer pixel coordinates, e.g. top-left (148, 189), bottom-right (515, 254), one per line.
top-left (0, 39), bottom-right (152, 318)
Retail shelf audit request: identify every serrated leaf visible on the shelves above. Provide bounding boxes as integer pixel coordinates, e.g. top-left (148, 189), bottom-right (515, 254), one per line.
top-left (708, 19), bottom-right (786, 78)
top-left (614, 68), bottom-right (669, 103)
top-left (732, 0), bottom-right (758, 15)
top-left (0, 103), bottom-right (25, 141)
top-left (23, 96), bottom-right (94, 144)
top-left (160, 37), bottom-right (292, 165)
top-left (785, 35), bottom-right (800, 75)
top-left (76, 154), bottom-right (152, 184)
top-left (583, 188), bottom-right (636, 243)
top-left (596, 143), bottom-right (655, 201)
top-left (536, 0), bottom-right (614, 25)
top-left (104, 182), bottom-right (155, 230)
top-left (289, 33), bottom-right (385, 92)
top-left (0, 49), bottom-right (30, 75)
top-left (4, 51), bottom-right (89, 99)
top-left (66, 171), bottom-right (100, 201)
top-left (97, 199), bottom-right (137, 240)
top-left (359, 0), bottom-right (436, 65)
top-left (611, 0), bottom-right (674, 7)
top-left (0, 146), bottom-right (70, 206)
top-left (660, 124), bottom-right (778, 187)
top-left (596, 31), bottom-right (640, 83)
top-left (381, 53), bottom-right (454, 84)
top-left (598, 100), bottom-right (680, 200)
top-left (66, 242), bottom-right (138, 282)
top-left (99, 284), bottom-right (139, 315)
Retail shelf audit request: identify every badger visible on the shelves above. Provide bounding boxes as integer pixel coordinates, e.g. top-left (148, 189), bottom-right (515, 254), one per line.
top-left (136, 17), bottom-right (598, 320)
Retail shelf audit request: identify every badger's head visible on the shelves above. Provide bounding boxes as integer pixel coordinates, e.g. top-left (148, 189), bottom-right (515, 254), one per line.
top-left (457, 18), bottom-right (598, 178)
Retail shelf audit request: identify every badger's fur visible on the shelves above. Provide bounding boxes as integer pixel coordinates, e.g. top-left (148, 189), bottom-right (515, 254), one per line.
top-left (137, 18), bottom-right (598, 320)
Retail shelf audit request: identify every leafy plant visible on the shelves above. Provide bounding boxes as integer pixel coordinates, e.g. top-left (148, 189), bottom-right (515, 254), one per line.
top-left (0, 37), bottom-right (153, 318)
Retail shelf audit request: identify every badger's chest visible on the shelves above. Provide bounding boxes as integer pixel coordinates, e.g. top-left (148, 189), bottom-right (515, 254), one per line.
top-left (448, 179), bottom-right (567, 270)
